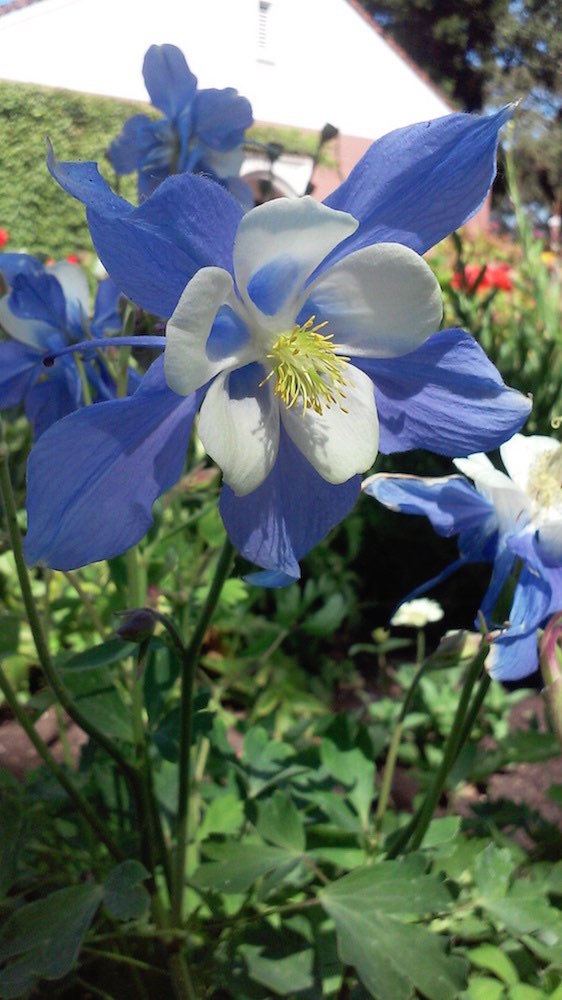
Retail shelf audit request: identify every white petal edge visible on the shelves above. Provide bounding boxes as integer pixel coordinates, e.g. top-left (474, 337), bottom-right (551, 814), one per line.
top-left (198, 371), bottom-right (280, 496)
top-left (453, 453), bottom-right (495, 478)
top-left (301, 243), bottom-right (443, 357)
top-left (280, 363), bottom-right (378, 483)
top-left (0, 295), bottom-right (49, 348)
top-left (537, 520), bottom-right (562, 563)
top-left (165, 267), bottom-right (252, 396)
top-left (48, 261), bottom-right (90, 320)
top-left (454, 456), bottom-right (531, 534)
top-left (233, 197), bottom-right (358, 326)
top-left (500, 433), bottom-right (560, 493)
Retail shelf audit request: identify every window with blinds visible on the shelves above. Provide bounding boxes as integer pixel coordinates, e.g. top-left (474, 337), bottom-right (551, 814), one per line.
top-left (258, 0), bottom-right (275, 62)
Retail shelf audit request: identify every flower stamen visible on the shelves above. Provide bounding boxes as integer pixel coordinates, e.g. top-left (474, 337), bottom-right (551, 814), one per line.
top-left (528, 445), bottom-right (562, 513)
top-left (261, 316), bottom-right (350, 414)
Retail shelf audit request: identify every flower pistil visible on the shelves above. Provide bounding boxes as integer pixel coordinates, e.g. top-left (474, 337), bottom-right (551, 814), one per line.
top-left (261, 316), bottom-right (350, 414)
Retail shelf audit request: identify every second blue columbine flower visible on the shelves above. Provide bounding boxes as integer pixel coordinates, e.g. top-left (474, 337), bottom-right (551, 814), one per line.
top-left (24, 107), bottom-right (532, 583)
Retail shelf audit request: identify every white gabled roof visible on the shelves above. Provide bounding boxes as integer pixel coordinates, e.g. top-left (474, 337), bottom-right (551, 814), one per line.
top-left (0, 0), bottom-right (454, 140)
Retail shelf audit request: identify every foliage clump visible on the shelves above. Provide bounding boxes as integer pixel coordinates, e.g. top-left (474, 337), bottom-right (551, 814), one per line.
top-left (0, 81), bottom-right (146, 256)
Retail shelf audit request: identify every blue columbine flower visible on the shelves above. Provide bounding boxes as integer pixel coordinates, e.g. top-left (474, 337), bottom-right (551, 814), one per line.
top-left (364, 433), bottom-right (562, 681)
top-left (23, 108), bottom-right (531, 583)
top-left (107, 43), bottom-right (254, 201)
top-left (0, 254), bottom-right (134, 438)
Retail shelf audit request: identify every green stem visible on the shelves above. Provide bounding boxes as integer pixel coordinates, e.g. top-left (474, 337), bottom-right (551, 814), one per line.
top-left (454, 671), bottom-right (491, 752)
top-left (74, 354), bottom-right (93, 406)
top-left (375, 657), bottom-right (430, 834)
top-left (172, 537), bottom-right (235, 924)
top-left (168, 952), bottom-right (197, 1000)
top-left (0, 664), bottom-right (123, 861)
top-left (63, 569), bottom-right (107, 639)
top-left (0, 421), bottom-right (145, 841)
top-left (124, 553), bottom-right (174, 894)
top-left (395, 640), bottom-right (490, 855)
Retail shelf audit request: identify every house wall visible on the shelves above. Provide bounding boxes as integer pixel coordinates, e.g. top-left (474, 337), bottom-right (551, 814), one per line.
top-left (0, 0), bottom-right (490, 230)
top-left (0, 0), bottom-right (453, 140)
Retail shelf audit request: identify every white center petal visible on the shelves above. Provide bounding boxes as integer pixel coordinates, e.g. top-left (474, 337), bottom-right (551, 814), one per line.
top-left (280, 363), bottom-right (378, 483)
top-left (198, 370), bottom-right (280, 496)
top-left (301, 243), bottom-right (443, 357)
top-left (48, 261), bottom-right (90, 320)
top-left (233, 197), bottom-right (358, 328)
top-left (0, 295), bottom-right (50, 349)
top-left (500, 433), bottom-right (560, 493)
top-left (454, 456), bottom-right (531, 534)
top-left (165, 267), bottom-right (253, 396)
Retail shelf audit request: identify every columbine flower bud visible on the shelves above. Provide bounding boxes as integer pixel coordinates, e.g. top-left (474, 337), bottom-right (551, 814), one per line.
top-left (429, 629), bottom-right (482, 668)
top-left (115, 608), bottom-right (157, 643)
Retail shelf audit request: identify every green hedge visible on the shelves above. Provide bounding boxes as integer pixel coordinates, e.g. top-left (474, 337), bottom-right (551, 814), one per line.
top-left (0, 81), bottom-right (334, 259)
top-left (0, 81), bottom-right (148, 257)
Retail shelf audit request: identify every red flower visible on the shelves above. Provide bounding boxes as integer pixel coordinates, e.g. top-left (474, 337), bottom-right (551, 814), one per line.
top-left (66, 254), bottom-right (80, 264)
top-left (0, 228), bottom-right (10, 248)
top-left (451, 261), bottom-right (513, 293)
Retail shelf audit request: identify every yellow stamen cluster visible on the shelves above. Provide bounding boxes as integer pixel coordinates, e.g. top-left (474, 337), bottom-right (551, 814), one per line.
top-left (261, 317), bottom-right (350, 415)
top-left (528, 446), bottom-right (562, 512)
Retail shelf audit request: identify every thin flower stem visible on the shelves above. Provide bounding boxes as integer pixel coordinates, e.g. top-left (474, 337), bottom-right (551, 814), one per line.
top-left (0, 663), bottom-right (123, 861)
top-left (54, 702), bottom-right (75, 769)
top-left (81, 946), bottom-right (169, 976)
top-left (124, 550), bottom-right (174, 894)
top-left (454, 670), bottom-right (491, 751)
top-left (375, 657), bottom-right (431, 834)
top-left (172, 537), bottom-right (235, 924)
top-left (0, 421), bottom-right (146, 844)
top-left (168, 952), bottom-right (198, 1000)
top-left (393, 641), bottom-right (490, 856)
top-left (63, 569), bottom-right (107, 639)
top-left (74, 353), bottom-right (93, 407)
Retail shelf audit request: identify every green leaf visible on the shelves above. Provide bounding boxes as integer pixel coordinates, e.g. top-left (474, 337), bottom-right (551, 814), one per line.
top-left (198, 794), bottom-right (245, 840)
top-left (58, 658), bottom-right (134, 742)
top-left (0, 883), bottom-right (102, 996)
top-left (475, 849), bottom-right (561, 936)
top-left (469, 944), bottom-right (519, 985)
top-left (320, 861), bottom-right (464, 1000)
top-left (70, 690), bottom-right (134, 742)
top-left (143, 641), bottom-right (179, 725)
top-left (465, 975), bottom-right (505, 1000)
top-left (320, 857), bottom-right (452, 916)
top-left (104, 861), bottom-right (150, 921)
top-left (153, 694), bottom-right (213, 762)
top-left (0, 614), bottom-right (19, 655)
top-left (197, 506), bottom-right (226, 547)
top-left (194, 841), bottom-right (302, 894)
top-left (59, 639), bottom-right (135, 671)
top-left (301, 593), bottom-right (348, 636)
top-left (507, 986), bottom-right (546, 1000)
top-left (240, 942), bottom-right (314, 995)
top-left (256, 791), bottom-right (306, 852)
top-left (484, 883), bottom-right (561, 937)
top-left (320, 740), bottom-right (375, 829)
top-left (474, 844), bottom-right (516, 899)
top-left (422, 816), bottom-right (461, 849)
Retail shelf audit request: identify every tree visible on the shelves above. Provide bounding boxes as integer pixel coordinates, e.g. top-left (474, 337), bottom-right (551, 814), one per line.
top-left (357, 0), bottom-right (509, 111)
top-left (486, 0), bottom-right (562, 219)
top-left (358, 0), bottom-right (562, 219)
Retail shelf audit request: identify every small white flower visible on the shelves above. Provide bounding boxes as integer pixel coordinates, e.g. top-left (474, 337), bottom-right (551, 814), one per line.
top-left (390, 598), bottom-right (444, 629)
